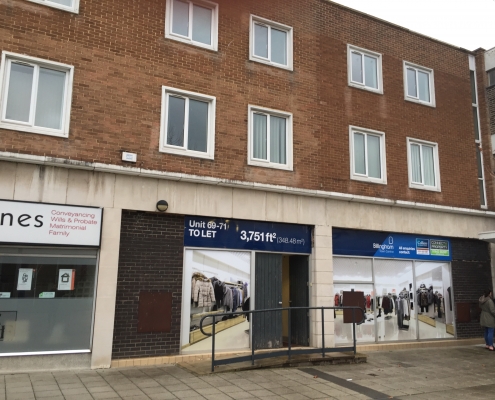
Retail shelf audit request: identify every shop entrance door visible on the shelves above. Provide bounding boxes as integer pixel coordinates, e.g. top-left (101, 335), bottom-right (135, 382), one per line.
top-left (254, 253), bottom-right (283, 350)
top-left (289, 255), bottom-right (309, 346)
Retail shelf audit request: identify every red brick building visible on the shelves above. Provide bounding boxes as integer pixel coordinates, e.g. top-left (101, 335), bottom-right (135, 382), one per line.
top-left (0, 0), bottom-right (494, 371)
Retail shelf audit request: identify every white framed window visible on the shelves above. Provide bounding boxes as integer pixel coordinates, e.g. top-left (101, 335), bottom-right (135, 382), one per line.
top-left (347, 45), bottom-right (383, 94)
top-left (160, 87), bottom-right (216, 160)
top-left (248, 105), bottom-right (293, 171)
top-left (165, 0), bottom-right (219, 51)
top-left (403, 62), bottom-right (435, 107)
top-left (27, 0), bottom-right (79, 13)
top-left (407, 138), bottom-right (441, 192)
top-left (249, 15), bottom-right (293, 71)
top-left (0, 52), bottom-right (74, 138)
top-left (349, 126), bottom-right (387, 184)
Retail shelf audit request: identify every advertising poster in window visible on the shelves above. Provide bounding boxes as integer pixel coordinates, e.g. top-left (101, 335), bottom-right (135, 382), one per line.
top-left (57, 269), bottom-right (76, 291)
top-left (181, 249), bottom-right (251, 354)
top-left (16, 268), bottom-right (33, 291)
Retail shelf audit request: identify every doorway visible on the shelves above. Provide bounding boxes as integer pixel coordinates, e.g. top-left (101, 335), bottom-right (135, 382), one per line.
top-left (253, 253), bottom-right (309, 350)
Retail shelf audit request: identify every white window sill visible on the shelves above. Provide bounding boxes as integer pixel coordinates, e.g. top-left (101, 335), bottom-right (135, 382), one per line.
top-left (160, 146), bottom-right (214, 160)
top-left (348, 82), bottom-right (383, 95)
top-left (351, 175), bottom-right (387, 185)
top-left (249, 57), bottom-right (293, 72)
top-left (165, 33), bottom-right (218, 52)
top-left (248, 159), bottom-right (293, 171)
top-left (0, 122), bottom-right (68, 138)
top-left (27, 0), bottom-right (79, 14)
top-left (405, 96), bottom-right (436, 108)
top-left (409, 183), bottom-right (441, 192)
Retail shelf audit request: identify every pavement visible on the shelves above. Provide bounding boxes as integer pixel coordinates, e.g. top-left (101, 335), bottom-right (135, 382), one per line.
top-left (2, 344), bottom-right (495, 400)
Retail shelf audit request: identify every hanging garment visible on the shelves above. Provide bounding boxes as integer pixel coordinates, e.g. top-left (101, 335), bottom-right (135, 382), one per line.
top-left (334, 294), bottom-right (340, 307)
top-left (366, 295), bottom-right (371, 309)
top-left (427, 287), bottom-right (434, 305)
top-left (193, 278), bottom-right (215, 307)
top-left (223, 284), bottom-right (233, 311)
top-left (211, 279), bottom-right (224, 306)
top-left (191, 272), bottom-right (207, 301)
top-left (447, 287), bottom-right (452, 311)
top-left (420, 291), bottom-right (428, 307)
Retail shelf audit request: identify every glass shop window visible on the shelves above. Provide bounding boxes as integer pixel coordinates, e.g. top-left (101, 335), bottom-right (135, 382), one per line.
top-left (0, 247), bottom-right (98, 354)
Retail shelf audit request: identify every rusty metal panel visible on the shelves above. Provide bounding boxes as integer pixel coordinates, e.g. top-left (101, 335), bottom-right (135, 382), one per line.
top-left (137, 291), bottom-right (172, 333)
top-left (456, 302), bottom-right (479, 323)
top-left (343, 291), bottom-right (364, 323)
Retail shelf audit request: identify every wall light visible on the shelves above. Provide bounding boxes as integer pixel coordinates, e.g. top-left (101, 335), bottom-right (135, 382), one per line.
top-left (156, 200), bottom-right (169, 212)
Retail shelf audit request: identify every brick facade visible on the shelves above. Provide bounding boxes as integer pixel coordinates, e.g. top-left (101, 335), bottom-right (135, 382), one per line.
top-left (112, 211), bottom-right (184, 359)
top-left (451, 238), bottom-right (491, 338)
top-left (0, 0), bottom-right (490, 211)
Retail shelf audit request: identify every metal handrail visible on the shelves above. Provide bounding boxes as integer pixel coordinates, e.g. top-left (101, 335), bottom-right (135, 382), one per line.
top-left (199, 306), bottom-right (365, 372)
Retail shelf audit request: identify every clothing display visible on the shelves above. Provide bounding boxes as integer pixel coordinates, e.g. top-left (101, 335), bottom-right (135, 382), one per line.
top-left (193, 278), bottom-right (215, 307)
top-left (396, 289), bottom-right (410, 330)
top-left (417, 284), bottom-right (429, 312)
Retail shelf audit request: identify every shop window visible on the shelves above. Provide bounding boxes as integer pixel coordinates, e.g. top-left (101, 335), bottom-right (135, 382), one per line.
top-left (250, 15), bottom-right (293, 70)
top-left (160, 87), bottom-right (216, 159)
top-left (407, 138), bottom-right (441, 192)
top-left (0, 247), bottom-right (98, 354)
top-left (414, 261), bottom-right (454, 339)
top-left (332, 256), bottom-right (455, 346)
top-left (27, 0), bottom-right (79, 13)
top-left (347, 45), bottom-right (383, 93)
top-left (165, 0), bottom-right (219, 51)
top-left (181, 249), bottom-right (251, 353)
top-left (248, 105), bottom-right (293, 171)
top-left (403, 61), bottom-right (435, 107)
top-left (349, 126), bottom-right (387, 184)
top-left (0, 52), bottom-right (74, 138)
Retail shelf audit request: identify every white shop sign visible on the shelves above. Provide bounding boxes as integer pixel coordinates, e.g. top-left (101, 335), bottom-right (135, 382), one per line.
top-left (0, 201), bottom-right (102, 246)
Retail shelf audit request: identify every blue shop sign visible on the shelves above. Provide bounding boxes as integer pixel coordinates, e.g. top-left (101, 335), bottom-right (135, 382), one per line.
top-left (333, 228), bottom-right (451, 261)
top-left (184, 216), bottom-right (312, 254)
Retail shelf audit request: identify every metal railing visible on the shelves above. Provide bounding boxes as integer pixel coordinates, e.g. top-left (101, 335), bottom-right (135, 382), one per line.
top-left (199, 306), bottom-right (365, 372)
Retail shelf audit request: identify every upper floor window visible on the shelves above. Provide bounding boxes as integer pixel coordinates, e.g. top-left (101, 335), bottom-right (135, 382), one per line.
top-left (250, 16), bottom-right (293, 71)
top-left (27, 0), bottom-right (79, 13)
top-left (404, 62), bottom-right (435, 107)
top-left (165, 0), bottom-right (219, 51)
top-left (407, 138), bottom-right (441, 192)
top-left (488, 69), bottom-right (495, 87)
top-left (0, 52), bottom-right (74, 138)
top-left (248, 105), bottom-right (293, 170)
top-left (347, 45), bottom-right (383, 94)
top-left (349, 126), bottom-right (387, 184)
top-left (160, 87), bottom-right (216, 160)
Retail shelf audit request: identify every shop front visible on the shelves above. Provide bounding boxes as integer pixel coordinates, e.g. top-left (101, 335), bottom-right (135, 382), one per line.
top-left (181, 216), bottom-right (313, 354)
top-left (332, 228), bottom-right (455, 345)
top-left (0, 200), bottom-right (102, 357)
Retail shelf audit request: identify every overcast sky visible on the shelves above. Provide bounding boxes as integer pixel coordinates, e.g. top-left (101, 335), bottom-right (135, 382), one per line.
top-left (330, 0), bottom-right (495, 51)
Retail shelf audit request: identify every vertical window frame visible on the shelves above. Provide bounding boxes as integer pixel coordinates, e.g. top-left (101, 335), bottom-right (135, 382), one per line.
top-left (249, 15), bottom-right (293, 71)
top-left (0, 51), bottom-right (74, 138)
top-left (27, 0), bottom-right (80, 14)
top-left (247, 105), bottom-right (293, 171)
top-left (407, 138), bottom-right (441, 192)
top-left (403, 61), bottom-right (436, 107)
top-left (159, 86), bottom-right (216, 160)
top-left (347, 45), bottom-right (383, 94)
top-left (165, 0), bottom-right (219, 51)
top-left (349, 126), bottom-right (387, 185)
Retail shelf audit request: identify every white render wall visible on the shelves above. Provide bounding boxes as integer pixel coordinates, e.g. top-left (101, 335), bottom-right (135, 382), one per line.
top-left (1, 160), bottom-right (495, 368)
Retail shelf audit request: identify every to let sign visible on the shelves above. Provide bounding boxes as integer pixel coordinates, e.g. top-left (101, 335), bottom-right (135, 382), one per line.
top-left (0, 200), bottom-right (102, 247)
top-left (184, 216), bottom-right (312, 254)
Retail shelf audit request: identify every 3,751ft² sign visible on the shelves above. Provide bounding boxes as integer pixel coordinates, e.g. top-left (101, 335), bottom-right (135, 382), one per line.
top-left (184, 216), bottom-right (312, 254)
